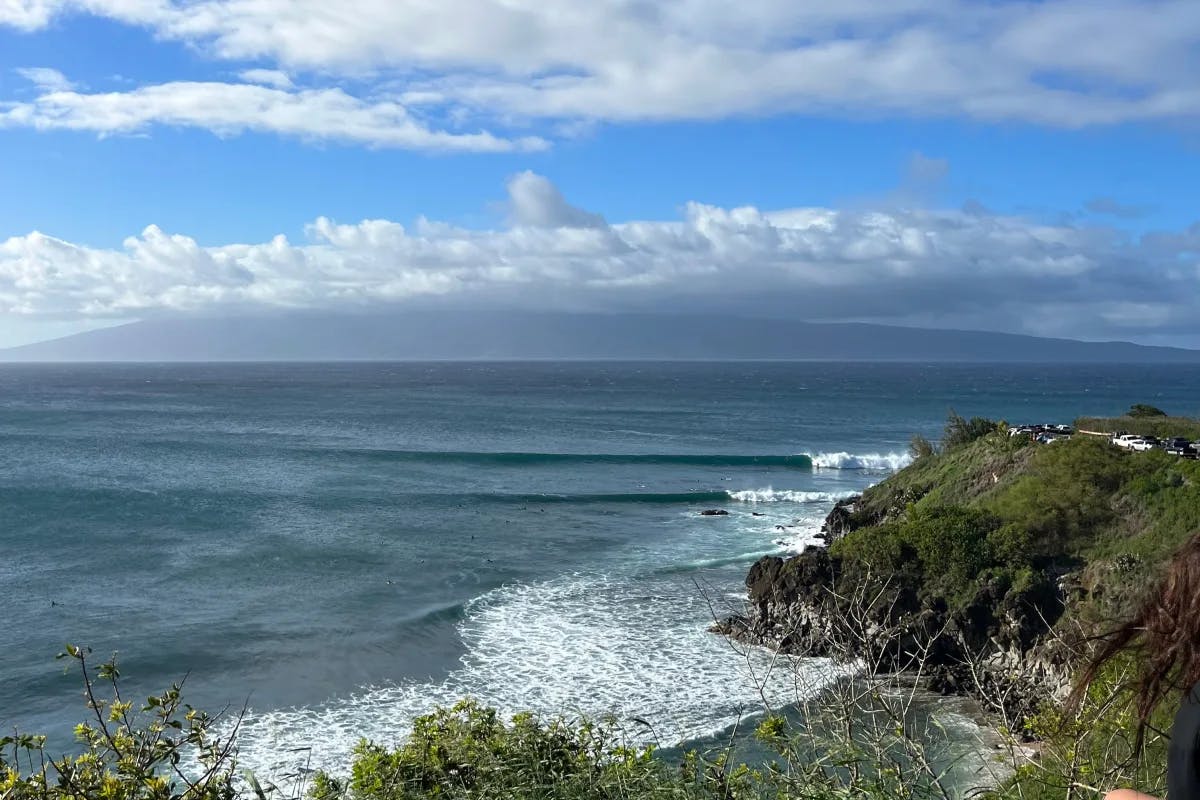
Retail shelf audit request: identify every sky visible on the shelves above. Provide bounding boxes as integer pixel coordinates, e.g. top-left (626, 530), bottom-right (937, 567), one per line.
top-left (1, 0), bottom-right (1199, 348)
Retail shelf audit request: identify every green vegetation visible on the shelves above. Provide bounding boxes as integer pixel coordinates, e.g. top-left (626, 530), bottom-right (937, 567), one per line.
top-left (1008, 654), bottom-right (1171, 800)
top-left (0, 646), bottom-right (238, 800)
top-left (1076, 408), bottom-right (1200, 440)
top-left (308, 700), bottom-right (715, 800)
top-left (9, 642), bottom-right (1167, 800)
top-left (941, 411), bottom-right (999, 451)
top-left (830, 417), bottom-right (1200, 619)
top-left (0, 657), bottom-right (1021, 800)
top-left (908, 434), bottom-right (936, 460)
top-left (1126, 404), bottom-right (1167, 418)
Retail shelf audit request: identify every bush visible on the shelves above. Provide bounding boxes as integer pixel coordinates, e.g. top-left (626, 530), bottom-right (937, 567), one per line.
top-left (942, 411), bottom-right (999, 451)
top-left (909, 434), bottom-right (937, 460)
top-left (1004, 653), bottom-right (1171, 800)
top-left (309, 700), bottom-right (711, 800)
top-left (901, 506), bottom-right (999, 598)
top-left (987, 523), bottom-right (1036, 570)
top-left (1127, 404), bottom-right (1167, 418)
top-left (832, 505), bottom-right (999, 604)
top-left (0, 645), bottom-right (239, 800)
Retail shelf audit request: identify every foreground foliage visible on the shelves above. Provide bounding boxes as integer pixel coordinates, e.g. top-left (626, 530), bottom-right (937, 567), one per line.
top-left (308, 700), bottom-right (713, 800)
top-left (3, 643), bottom-right (1177, 800)
top-left (0, 646), bottom-right (238, 800)
top-left (1003, 656), bottom-right (1171, 800)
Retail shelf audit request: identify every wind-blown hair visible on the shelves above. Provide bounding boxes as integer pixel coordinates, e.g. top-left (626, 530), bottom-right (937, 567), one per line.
top-left (1069, 532), bottom-right (1200, 749)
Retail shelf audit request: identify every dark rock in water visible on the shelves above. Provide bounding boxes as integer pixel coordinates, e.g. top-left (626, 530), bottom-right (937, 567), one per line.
top-left (700, 509), bottom-right (729, 516)
top-left (752, 512), bottom-right (765, 517)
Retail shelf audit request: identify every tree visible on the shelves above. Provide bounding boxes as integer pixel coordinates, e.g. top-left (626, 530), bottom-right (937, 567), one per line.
top-left (1127, 403), bottom-right (1167, 418)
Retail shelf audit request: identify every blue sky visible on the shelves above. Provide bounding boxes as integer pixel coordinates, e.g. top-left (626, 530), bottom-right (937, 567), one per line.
top-left (2, 0), bottom-right (1200, 348)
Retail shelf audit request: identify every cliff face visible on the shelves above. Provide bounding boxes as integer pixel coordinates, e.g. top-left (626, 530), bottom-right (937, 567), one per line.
top-left (716, 535), bottom-right (1075, 725)
top-left (715, 429), bottom-right (1200, 727)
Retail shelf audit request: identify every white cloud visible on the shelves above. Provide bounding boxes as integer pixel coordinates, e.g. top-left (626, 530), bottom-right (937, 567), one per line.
top-left (238, 68), bottom-right (293, 90)
top-left (0, 0), bottom-right (59, 30)
top-left (14, 66), bottom-right (75, 91)
top-left (0, 78), bottom-right (547, 151)
top-left (506, 171), bottom-right (607, 229)
top-left (1, 173), bottom-right (1197, 342)
top-left (3, 0), bottom-right (1200, 130)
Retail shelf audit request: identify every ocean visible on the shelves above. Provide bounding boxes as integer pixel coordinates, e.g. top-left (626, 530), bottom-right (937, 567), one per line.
top-left (4, 361), bottom-right (1200, 781)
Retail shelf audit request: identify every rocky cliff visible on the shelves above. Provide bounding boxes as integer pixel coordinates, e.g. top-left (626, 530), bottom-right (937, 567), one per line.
top-left (713, 428), bottom-right (1199, 728)
top-left (714, 528), bottom-right (1075, 725)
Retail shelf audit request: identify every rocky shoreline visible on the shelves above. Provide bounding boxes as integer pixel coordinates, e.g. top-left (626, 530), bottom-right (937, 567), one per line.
top-left (713, 494), bottom-right (1079, 729)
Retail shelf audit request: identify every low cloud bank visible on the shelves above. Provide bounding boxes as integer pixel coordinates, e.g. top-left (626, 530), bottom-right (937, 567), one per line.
top-left (2, 172), bottom-right (1198, 344)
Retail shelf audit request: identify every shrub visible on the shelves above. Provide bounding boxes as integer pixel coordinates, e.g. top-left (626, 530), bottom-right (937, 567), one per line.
top-left (1127, 403), bottom-right (1167, 418)
top-left (0, 645), bottom-right (239, 800)
top-left (1004, 653), bottom-right (1171, 800)
top-left (942, 411), bottom-right (999, 451)
top-left (309, 700), bottom-right (710, 800)
top-left (900, 505), bottom-right (999, 598)
top-left (909, 434), bottom-right (937, 460)
top-left (987, 523), bottom-right (1037, 570)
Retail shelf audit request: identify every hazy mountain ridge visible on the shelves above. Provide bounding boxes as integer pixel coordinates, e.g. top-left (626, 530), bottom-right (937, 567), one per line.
top-left (2, 311), bottom-right (1198, 362)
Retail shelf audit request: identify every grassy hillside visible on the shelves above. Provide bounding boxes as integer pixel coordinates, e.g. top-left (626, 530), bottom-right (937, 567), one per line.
top-left (1075, 414), bottom-right (1200, 440)
top-left (832, 427), bottom-right (1200, 620)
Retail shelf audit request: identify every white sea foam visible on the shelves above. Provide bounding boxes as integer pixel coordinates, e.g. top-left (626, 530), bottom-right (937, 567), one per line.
top-left (807, 452), bottom-right (912, 471)
top-left (767, 517), bottom-right (826, 553)
top-left (232, 574), bottom-right (848, 787)
top-left (727, 488), bottom-right (859, 504)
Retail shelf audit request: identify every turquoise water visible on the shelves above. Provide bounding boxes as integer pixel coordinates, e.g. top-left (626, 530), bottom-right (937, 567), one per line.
top-left (4, 361), bottom-right (1200, 779)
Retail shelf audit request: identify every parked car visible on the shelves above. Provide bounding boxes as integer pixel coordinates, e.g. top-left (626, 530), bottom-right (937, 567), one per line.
top-left (1111, 434), bottom-right (1143, 449)
top-left (1165, 438), bottom-right (1199, 457)
top-left (1129, 437), bottom-right (1159, 452)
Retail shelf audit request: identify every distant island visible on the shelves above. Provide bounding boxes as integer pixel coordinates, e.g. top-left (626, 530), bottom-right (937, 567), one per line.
top-left (2, 310), bottom-right (1199, 362)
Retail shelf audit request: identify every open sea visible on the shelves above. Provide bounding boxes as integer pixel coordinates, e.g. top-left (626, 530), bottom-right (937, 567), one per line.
top-left (4, 361), bottom-right (1200, 782)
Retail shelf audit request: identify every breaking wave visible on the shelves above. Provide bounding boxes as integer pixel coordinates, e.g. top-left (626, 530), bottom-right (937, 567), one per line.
top-left (232, 575), bottom-right (848, 787)
top-left (726, 489), bottom-right (859, 504)
top-left (807, 452), bottom-right (912, 471)
top-left (400, 488), bottom-right (855, 506)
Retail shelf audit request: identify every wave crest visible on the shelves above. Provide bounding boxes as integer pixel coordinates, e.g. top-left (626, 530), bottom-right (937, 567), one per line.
top-left (726, 489), bottom-right (859, 504)
top-left (320, 449), bottom-right (815, 469)
top-left (807, 452), bottom-right (912, 471)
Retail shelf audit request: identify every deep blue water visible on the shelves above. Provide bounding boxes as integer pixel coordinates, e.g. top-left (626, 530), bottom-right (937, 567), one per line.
top-left (3, 361), bottom-right (1199, 778)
